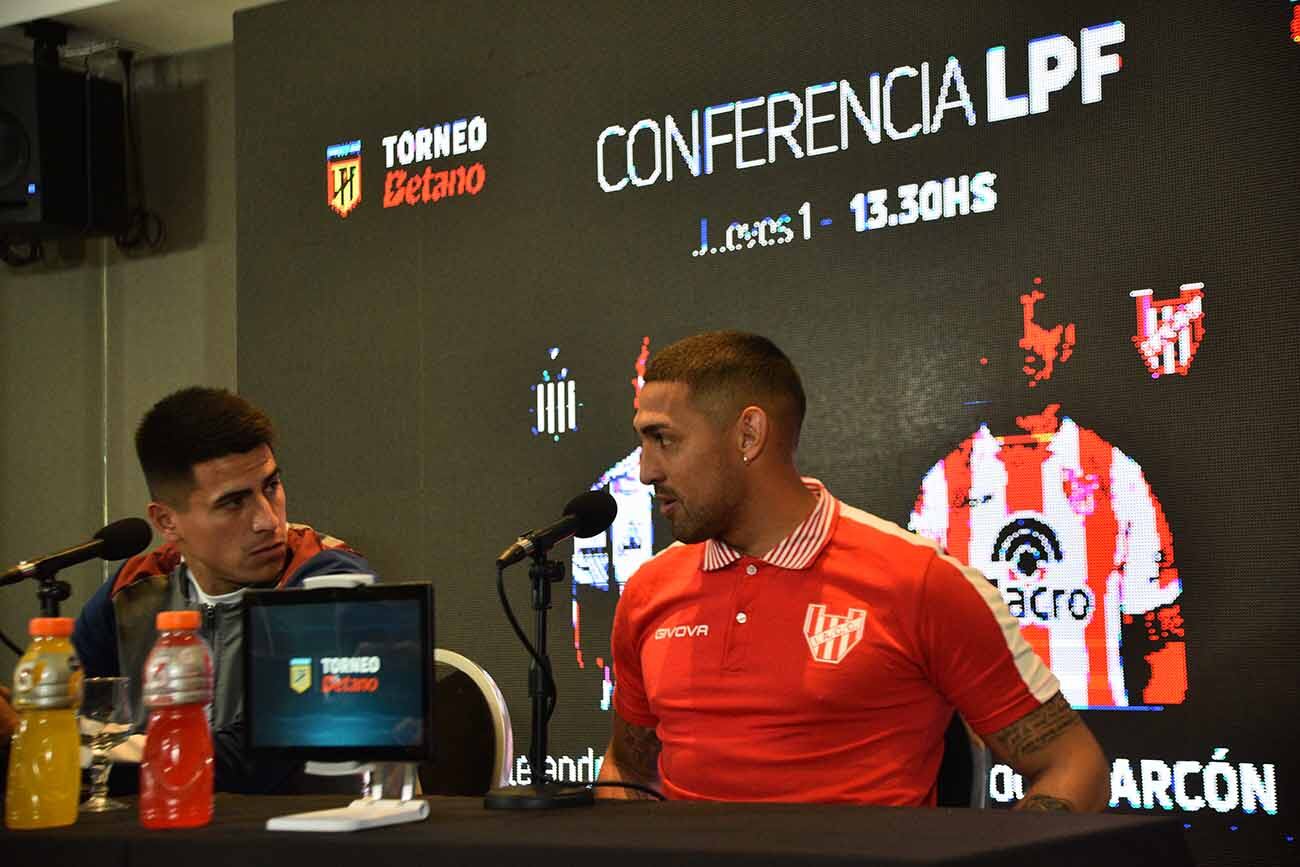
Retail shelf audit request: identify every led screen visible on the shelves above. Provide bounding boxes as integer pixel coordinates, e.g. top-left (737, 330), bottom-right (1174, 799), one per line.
top-left (235, 2), bottom-right (1298, 863)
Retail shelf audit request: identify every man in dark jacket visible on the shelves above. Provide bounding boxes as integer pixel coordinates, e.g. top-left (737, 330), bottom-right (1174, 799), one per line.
top-left (4, 386), bottom-right (374, 793)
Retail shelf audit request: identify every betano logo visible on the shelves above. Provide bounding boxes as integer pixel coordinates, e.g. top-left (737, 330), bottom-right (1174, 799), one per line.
top-left (321, 655), bottom-right (381, 694)
top-left (381, 116), bottom-right (488, 209)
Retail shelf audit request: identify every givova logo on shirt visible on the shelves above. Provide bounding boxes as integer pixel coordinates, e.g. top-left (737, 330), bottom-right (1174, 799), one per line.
top-left (654, 623), bottom-right (709, 640)
top-left (804, 604), bottom-right (867, 664)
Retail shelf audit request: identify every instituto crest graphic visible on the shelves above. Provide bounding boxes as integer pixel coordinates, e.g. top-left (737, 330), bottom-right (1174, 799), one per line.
top-left (1130, 283), bottom-right (1205, 378)
top-left (289, 657), bottom-right (312, 694)
top-left (326, 139), bottom-right (362, 218)
top-left (803, 604), bottom-right (867, 665)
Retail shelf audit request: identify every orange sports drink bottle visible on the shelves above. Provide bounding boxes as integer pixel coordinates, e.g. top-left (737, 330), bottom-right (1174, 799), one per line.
top-left (4, 617), bottom-right (84, 830)
top-left (138, 610), bottom-right (214, 828)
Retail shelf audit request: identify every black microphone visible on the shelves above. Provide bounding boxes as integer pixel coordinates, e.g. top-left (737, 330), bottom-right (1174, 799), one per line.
top-left (0, 518), bottom-right (153, 586)
top-left (496, 491), bottom-right (618, 568)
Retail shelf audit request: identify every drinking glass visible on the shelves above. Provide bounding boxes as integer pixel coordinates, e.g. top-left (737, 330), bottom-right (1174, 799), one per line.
top-left (79, 676), bottom-right (132, 812)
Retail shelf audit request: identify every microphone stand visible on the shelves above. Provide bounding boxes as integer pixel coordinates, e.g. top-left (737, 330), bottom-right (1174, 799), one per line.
top-left (0, 564), bottom-right (72, 617)
top-left (36, 570), bottom-right (72, 617)
top-left (484, 548), bottom-right (594, 810)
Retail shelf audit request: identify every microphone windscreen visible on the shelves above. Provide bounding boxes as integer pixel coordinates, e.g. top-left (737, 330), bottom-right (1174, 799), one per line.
top-left (563, 490), bottom-right (619, 538)
top-left (94, 517), bottom-right (153, 560)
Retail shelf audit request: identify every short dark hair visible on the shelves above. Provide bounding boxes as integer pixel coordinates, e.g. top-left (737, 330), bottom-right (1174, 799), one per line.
top-left (644, 331), bottom-right (806, 433)
top-left (136, 387), bottom-right (275, 503)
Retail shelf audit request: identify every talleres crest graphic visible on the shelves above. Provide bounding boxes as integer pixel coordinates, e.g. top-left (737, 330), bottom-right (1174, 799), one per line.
top-left (909, 404), bottom-right (1187, 708)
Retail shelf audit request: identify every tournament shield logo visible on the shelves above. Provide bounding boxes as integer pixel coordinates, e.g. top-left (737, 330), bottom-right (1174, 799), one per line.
top-left (803, 604), bottom-right (867, 665)
top-left (326, 140), bottom-right (362, 218)
top-left (289, 657), bottom-right (312, 694)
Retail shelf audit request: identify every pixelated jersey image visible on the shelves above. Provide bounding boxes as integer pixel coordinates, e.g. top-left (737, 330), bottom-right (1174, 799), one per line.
top-left (570, 337), bottom-right (655, 710)
top-left (909, 404), bottom-right (1187, 709)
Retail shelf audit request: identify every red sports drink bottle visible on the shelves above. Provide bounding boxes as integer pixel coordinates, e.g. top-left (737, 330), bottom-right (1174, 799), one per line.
top-left (139, 610), bottom-right (213, 828)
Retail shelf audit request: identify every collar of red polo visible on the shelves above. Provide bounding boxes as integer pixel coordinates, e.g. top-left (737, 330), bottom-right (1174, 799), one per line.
top-left (702, 477), bottom-right (838, 572)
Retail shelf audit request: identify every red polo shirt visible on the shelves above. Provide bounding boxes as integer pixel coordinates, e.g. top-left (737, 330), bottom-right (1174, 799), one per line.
top-left (611, 479), bottom-right (1059, 805)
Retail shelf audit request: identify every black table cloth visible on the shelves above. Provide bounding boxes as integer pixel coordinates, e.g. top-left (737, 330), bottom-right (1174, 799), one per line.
top-left (2, 794), bottom-right (1195, 867)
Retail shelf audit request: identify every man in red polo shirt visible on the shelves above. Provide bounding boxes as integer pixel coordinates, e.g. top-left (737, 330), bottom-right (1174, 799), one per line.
top-left (596, 331), bottom-right (1109, 810)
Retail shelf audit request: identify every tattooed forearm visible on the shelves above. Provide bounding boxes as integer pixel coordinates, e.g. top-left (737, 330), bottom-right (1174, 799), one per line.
top-left (597, 716), bottom-right (663, 799)
top-left (1017, 794), bottom-right (1076, 812)
top-left (982, 691), bottom-right (1108, 813)
top-left (612, 716), bottom-right (662, 782)
top-left (993, 693), bottom-right (1081, 761)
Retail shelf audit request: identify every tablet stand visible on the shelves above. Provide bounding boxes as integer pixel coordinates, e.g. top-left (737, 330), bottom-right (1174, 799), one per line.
top-left (267, 762), bottom-right (429, 832)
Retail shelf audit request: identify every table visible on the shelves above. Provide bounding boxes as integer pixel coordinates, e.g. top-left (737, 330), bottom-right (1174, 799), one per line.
top-left (2, 795), bottom-right (1195, 867)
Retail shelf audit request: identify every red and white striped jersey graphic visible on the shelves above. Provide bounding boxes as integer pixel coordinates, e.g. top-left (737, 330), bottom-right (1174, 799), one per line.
top-left (909, 413), bottom-right (1185, 707)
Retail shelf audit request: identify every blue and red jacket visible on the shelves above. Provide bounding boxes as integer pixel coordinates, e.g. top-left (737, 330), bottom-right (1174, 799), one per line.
top-left (73, 523), bottom-right (374, 793)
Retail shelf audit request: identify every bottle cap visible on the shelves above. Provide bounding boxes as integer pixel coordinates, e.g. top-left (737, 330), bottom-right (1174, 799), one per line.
top-left (29, 617), bottom-right (74, 637)
top-left (156, 610), bottom-right (201, 631)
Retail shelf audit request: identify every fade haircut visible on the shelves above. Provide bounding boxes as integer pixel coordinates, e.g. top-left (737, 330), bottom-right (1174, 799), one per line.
top-left (136, 387), bottom-right (275, 505)
top-left (644, 331), bottom-right (806, 437)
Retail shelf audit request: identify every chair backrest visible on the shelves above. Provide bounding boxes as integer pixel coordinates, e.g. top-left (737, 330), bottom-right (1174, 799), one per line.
top-left (418, 648), bottom-right (514, 796)
top-left (934, 712), bottom-right (992, 808)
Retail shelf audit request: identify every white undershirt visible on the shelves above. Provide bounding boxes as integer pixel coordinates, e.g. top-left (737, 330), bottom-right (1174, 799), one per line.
top-left (186, 565), bottom-right (247, 606)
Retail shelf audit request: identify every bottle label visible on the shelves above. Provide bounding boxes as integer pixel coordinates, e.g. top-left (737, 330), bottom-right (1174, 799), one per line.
top-left (143, 644), bottom-right (213, 707)
top-left (12, 649), bottom-right (82, 710)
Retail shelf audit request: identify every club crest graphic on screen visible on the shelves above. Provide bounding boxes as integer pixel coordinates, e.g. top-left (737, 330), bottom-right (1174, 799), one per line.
top-left (909, 404), bottom-right (1187, 709)
top-left (1131, 283), bottom-right (1205, 379)
top-left (531, 347), bottom-right (579, 441)
top-left (326, 139), bottom-right (362, 218)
